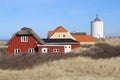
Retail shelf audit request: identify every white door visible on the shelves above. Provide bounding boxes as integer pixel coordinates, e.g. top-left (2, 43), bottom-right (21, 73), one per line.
top-left (64, 45), bottom-right (71, 53)
top-left (42, 48), bottom-right (48, 53)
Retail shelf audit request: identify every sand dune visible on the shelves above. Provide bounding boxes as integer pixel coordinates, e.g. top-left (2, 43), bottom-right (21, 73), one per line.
top-left (0, 56), bottom-right (120, 80)
top-left (0, 38), bottom-right (120, 80)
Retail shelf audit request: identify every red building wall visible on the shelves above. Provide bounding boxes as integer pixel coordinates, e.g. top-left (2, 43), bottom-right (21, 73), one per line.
top-left (71, 44), bottom-right (80, 49)
top-left (6, 36), bottom-right (38, 55)
top-left (38, 44), bottom-right (80, 54)
top-left (38, 46), bottom-right (64, 54)
top-left (6, 35), bottom-right (80, 55)
top-left (54, 44), bottom-right (80, 49)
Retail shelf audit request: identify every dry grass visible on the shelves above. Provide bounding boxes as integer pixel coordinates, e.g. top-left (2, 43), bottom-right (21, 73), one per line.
top-left (105, 38), bottom-right (120, 46)
top-left (0, 41), bottom-right (7, 56)
top-left (0, 38), bottom-right (120, 80)
top-left (95, 38), bottom-right (120, 46)
top-left (0, 57), bottom-right (120, 80)
top-left (0, 41), bottom-right (7, 45)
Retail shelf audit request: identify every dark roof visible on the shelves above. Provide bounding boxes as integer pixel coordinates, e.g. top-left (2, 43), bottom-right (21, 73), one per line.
top-left (43, 39), bottom-right (79, 44)
top-left (94, 15), bottom-right (101, 21)
top-left (70, 32), bottom-right (86, 36)
top-left (8, 27), bottom-right (45, 45)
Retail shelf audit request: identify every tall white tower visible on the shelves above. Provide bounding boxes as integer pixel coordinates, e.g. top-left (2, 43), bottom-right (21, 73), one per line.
top-left (91, 15), bottom-right (104, 38)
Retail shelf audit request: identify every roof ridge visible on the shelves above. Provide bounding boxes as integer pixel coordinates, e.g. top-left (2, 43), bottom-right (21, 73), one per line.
top-left (8, 27), bottom-right (45, 45)
top-left (94, 15), bottom-right (101, 21)
top-left (55, 26), bottom-right (68, 32)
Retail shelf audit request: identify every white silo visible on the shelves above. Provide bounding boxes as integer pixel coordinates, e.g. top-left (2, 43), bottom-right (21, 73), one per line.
top-left (91, 15), bottom-right (104, 38)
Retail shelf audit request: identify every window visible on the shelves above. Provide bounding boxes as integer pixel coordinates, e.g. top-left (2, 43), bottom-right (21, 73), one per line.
top-left (28, 48), bottom-right (35, 54)
top-left (63, 34), bottom-right (66, 38)
top-left (65, 46), bottom-right (71, 48)
top-left (53, 49), bottom-right (59, 53)
top-left (14, 49), bottom-right (21, 55)
top-left (21, 36), bottom-right (28, 42)
top-left (58, 34), bottom-right (60, 38)
top-left (42, 48), bottom-right (48, 53)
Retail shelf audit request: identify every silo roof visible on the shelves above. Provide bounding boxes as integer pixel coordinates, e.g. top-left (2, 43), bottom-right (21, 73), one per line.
top-left (94, 16), bottom-right (101, 21)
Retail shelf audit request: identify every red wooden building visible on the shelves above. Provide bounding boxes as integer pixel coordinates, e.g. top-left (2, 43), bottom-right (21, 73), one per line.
top-left (6, 27), bottom-right (80, 55)
top-left (38, 39), bottom-right (80, 54)
top-left (6, 27), bottom-right (45, 55)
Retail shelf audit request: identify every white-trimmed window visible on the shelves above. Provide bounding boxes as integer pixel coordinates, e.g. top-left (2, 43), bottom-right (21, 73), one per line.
top-left (14, 49), bottom-right (21, 55)
top-left (21, 36), bottom-right (28, 42)
top-left (53, 49), bottom-right (59, 53)
top-left (63, 34), bottom-right (66, 38)
top-left (28, 48), bottom-right (35, 54)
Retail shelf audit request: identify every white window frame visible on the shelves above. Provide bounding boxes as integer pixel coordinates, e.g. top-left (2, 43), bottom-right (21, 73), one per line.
top-left (42, 48), bottom-right (48, 54)
top-left (21, 36), bottom-right (28, 42)
top-left (28, 48), bottom-right (35, 54)
top-left (53, 49), bottom-right (59, 53)
top-left (63, 34), bottom-right (66, 38)
top-left (14, 49), bottom-right (21, 55)
top-left (64, 45), bottom-right (71, 53)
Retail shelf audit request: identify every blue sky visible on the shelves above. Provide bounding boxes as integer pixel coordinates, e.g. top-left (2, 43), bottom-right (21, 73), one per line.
top-left (0, 0), bottom-right (120, 39)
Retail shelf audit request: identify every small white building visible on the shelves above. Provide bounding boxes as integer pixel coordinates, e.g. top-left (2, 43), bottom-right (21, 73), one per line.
top-left (91, 15), bottom-right (104, 38)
